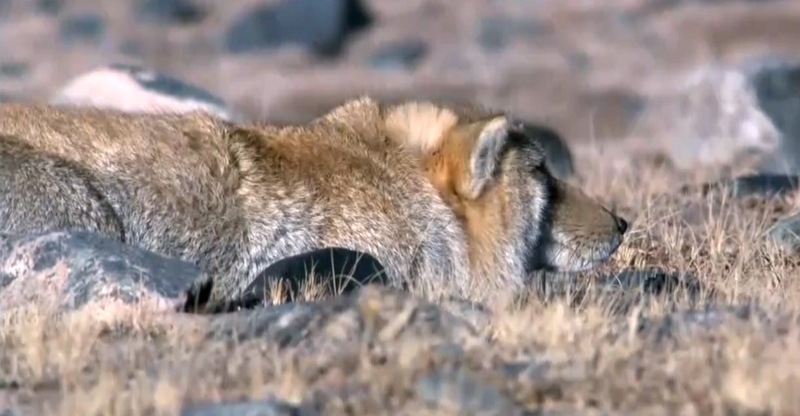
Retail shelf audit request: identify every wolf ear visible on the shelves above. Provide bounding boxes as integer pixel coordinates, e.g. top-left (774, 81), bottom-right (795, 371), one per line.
top-left (458, 115), bottom-right (512, 200)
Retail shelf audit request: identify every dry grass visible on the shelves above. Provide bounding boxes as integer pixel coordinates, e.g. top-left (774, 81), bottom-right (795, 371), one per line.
top-left (3, 138), bottom-right (800, 416)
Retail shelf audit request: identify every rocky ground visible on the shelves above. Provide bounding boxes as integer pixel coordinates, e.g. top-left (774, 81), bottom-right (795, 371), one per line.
top-left (4, 0), bottom-right (800, 415)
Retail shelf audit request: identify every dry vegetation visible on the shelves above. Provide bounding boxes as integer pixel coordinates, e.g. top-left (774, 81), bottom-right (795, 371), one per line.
top-left (2, 136), bottom-right (800, 415)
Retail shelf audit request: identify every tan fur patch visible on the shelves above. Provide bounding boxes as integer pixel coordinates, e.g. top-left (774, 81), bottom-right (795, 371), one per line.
top-left (384, 102), bottom-right (459, 155)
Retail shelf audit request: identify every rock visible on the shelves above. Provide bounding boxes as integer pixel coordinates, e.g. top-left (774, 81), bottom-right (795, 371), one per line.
top-left (525, 267), bottom-right (704, 314)
top-left (0, 62), bottom-right (29, 78)
top-left (416, 368), bottom-right (524, 415)
top-left (223, 0), bottom-right (373, 57)
top-left (521, 122), bottom-right (575, 180)
top-left (683, 173), bottom-right (800, 198)
top-left (368, 39), bottom-right (428, 71)
top-left (36, 0), bottom-right (62, 15)
top-left (185, 247), bottom-right (391, 313)
top-left (0, 0), bottom-right (10, 18)
top-left (748, 60), bottom-right (800, 175)
top-left (767, 211), bottom-right (800, 252)
top-left (58, 12), bottom-right (106, 45)
top-left (203, 285), bottom-right (485, 350)
top-left (180, 398), bottom-right (317, 416)
top-left (135, 0), bottom-right (206, 25)
top-left (51, 63), bottom-right (240, 121)
top-left (477, 15), bottom-right (543, 50)
top-left (0, 230), bottom-right (205, 315)
top-left (629, 66), bottom-right (781, 174)
top-left (620, 304), bottom-right (783, 343)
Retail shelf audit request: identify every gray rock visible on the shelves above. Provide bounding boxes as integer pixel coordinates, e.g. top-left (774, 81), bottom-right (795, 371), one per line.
top-left (622, 303), bottom-right (783, 343)
top-left (203, 285), bottom-right (485, 350)
top-left (416, 368), bottom-right (524, 415)
top-left (51, 63), bottom-right (239, 121)
top-left (767, 211), bottom-right (800, 252)
top-left (180, 398), bottom-right (317, 416)
top-left (136, 0), bottom-right (206, 25)
top-left (683, 173), bottom-right (800, 198)
top-left (629, 66), bottom-right (781, 173)
top-left (749, 60), bottom-right (800, 174)
top-left (59, 12), bottom-right (106, 45)
top-left (521, 122), bottom-right (575, 180)
top-left (368, 39), bottom-right (428, 71)
top-left (36, 0), bottom-right (62, 15)
top-left (0, 0), bottom-right (10, 18)
top-left (525, 268), bottom-right (704, 315)
top-left (0, 230), bottom-right (205, 314)
top-left (478, 15), bottom-right (543, 50)
top-left (223, 0), bottom-right (373, 57)
top-left (0, 62), bottom-right (29, 79)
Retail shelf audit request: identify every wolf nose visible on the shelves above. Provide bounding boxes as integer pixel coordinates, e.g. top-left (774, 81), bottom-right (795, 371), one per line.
top-left (615, 216), bottom-right (629, 235)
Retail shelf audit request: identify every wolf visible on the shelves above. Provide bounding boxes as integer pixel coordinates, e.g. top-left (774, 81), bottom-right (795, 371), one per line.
top-left (0, 96), bottom-right (628, 311)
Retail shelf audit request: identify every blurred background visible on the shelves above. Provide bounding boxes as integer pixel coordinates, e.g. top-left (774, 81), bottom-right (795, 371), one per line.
top-left (2, 0), bottom-right (800, 174)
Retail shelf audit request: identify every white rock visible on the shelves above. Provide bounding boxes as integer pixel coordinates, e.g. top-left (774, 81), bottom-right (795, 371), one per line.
top-left (630, 66), bottom-right (781, 173)
top-left (50, 63), bottom-right (241, 121)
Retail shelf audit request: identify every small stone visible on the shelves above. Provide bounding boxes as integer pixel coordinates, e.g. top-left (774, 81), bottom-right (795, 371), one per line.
top-left (686, 173), bottom-right (800, 198)
top-left (0, 0), bottom-right (10, 18)
top-left (767, 211), bottom-right (800, 252)
top-left (59, 12), bottom-right (106, 45)
top-left (416, 368), bottom-right (522, 415)
top-left (748, 59), bottom-right (800, 175)
top-left (477, 15), bottom-right (542, 50)
top-left (0, 62), bottom-right (29, 78)
top-left (223, 0), bottom-right (373, 57)
top-left (136, 0), bottom-right (206, 25)
top-left (51, 63), bottom-right (239, 121)
top-left (203, 286), bottom-right (484, 351)
top-left (368, 40), bottom-right (427, 71)
top-left (36, 0), bottom-right (62, 15)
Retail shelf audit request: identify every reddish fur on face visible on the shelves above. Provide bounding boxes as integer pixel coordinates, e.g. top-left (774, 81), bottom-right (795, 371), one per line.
top-left (420, 121), bottom-right (510, 279)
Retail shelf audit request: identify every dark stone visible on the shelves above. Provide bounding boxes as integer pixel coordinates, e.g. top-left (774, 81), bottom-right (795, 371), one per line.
top-left (107, 63), bottom-right (228, 108)
top-left (477, 15), bottom-right (542, 50)
top-left (416, 369), bottom-right (522, 415)
top-left (0, 230), bottom-right (205, 312)
top-left (223, 0), bottom-right (373, 57)
top-left (0, 0), bottom-right (10, 18)
top-left (748, 60), bottom-right (800, 174)
top-left (682, 173), bottom-right (800, 198)
top-left (767, 211), bottom-right (800, 252)
top-left (524, 267), bottom-right (705, 315)
top-left (620, 303), bottom-right (786, 344)
top-left (136, 0), bottom-right (206, 25)
top-left (59, 12), bottom-right (106, 45)
top-left (36, 0), bottom-right (62, 15)
top-left (521, 123), bottom-right (575, 180)
top-left (203, 285), bottom-right (483, 350)
top-left (180, 398), bottom-right (317, 416)
top-left (368, 40), bottom-right (428, 70)
top-left (0, 62), bottom-right (28, 78)
top-left (185, 247), bottom-right (390, 313)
